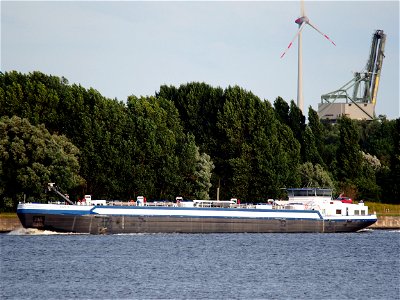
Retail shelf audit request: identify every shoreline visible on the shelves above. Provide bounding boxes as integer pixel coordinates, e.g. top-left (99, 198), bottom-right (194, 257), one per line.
top-left (1, 214), bottom-right (399, 233)
top-left (369, 216), bottom-right (400, 229)
top-left (0, 215), bottom-right (22, 233)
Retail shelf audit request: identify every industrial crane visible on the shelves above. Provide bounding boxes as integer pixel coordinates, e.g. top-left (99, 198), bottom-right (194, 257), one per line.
top-left (318, 30), bottom-right (386, 121)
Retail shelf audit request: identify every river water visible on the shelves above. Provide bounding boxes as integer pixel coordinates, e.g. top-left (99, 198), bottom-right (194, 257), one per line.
top-left (0, 229), bottom-right (399, 299)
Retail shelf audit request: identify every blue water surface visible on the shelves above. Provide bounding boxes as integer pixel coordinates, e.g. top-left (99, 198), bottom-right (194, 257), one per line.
top-left (1, 229), bottom-right (399, 299)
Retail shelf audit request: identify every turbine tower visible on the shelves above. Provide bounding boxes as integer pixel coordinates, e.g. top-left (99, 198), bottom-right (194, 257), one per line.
top-left (281, 0), bottom-right (336, 112)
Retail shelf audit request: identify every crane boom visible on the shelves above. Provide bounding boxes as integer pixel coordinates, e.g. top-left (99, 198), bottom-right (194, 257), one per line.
top-left (318, 30), bottom-right (386, 121)
top-left (369, 30), bottom-right (386, 105)
top-left (47, 183), bottom-right (74, 205)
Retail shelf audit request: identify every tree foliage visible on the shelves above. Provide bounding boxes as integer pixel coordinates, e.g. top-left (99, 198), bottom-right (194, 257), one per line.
top-left (298, 162), bottom-right (334, 189)
top-left (193, 147), bottom-right (215, 200)
top-left (1, 71), bottom-right (399, 206)
top-left (126, 95), bottom-right (201, 200)
top-left (0, 116), bottom-right (84, 209)
top-left (337, 117), bottom-right (363, 182)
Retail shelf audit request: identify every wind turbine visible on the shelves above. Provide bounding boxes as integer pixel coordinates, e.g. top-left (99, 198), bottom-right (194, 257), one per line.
top-left (280, 0), bottom-right (336, 113)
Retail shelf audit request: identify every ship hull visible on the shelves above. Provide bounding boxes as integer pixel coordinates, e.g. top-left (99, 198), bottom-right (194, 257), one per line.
top-left (17, 210), bottom-right (376, 234)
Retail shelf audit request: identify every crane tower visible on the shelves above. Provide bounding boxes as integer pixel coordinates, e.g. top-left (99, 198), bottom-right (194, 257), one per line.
top-left (318, 30), bottom-right (386, 121)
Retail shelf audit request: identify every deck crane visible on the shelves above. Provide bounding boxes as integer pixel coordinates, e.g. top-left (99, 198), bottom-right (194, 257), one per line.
top-left (47, 183), bottom-right (74, 205)
top-left (318, 30), bottom-right (386, 121)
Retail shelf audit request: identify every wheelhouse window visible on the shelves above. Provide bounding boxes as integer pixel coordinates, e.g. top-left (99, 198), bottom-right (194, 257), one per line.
top-left (355, 210), bottom-right (359, 215)
top-left (316, 189), bottom-right (332, 197)
top-left (287, 188), bottom-right (333, 198)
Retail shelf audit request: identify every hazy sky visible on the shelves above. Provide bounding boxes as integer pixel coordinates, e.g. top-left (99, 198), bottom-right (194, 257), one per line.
top-left (2, 1), bottom-right (399, 119)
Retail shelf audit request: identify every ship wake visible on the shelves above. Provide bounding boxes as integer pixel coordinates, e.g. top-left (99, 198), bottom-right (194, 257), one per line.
top-left (7, 228), bottom-right (82, 235)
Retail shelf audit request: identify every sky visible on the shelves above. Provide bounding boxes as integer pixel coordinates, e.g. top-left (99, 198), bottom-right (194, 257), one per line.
top-left (2, 1), bottom-right (399, 119)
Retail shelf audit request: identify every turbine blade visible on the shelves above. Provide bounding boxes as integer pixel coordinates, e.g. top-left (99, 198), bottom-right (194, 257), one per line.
top-left (280, 23), bottom-right (306, 58)
top-left (307, 21), bottom-right (336, 46)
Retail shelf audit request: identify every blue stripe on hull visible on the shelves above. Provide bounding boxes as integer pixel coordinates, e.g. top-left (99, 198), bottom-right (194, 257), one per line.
top-left (17, 205), bottom-right (323, 220)
top-left (16, 209), bottom-right (94, 216)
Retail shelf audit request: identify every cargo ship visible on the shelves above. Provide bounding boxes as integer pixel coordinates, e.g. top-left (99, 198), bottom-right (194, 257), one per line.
top-left (16, 183), bottom-right (377, 234)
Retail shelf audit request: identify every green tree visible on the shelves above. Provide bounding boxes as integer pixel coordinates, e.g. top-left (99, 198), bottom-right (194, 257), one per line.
top-left (217, 87), bottom-right (301, 201)
top-left (157, 82), bottom-right (225, 155)
top-left (336, 117), bottom-right (363, 198)
top-left (308, 107), bottom-right (326, 166)
top-left (320, 122), bottom-right (340, 174)
top-left (274, 97), bottom-right (290, 126)
top-left (386, 118), bottom-right (400, 203)
top-left (298, 162), bottom-right (334, 189)
top-left (302, 126), bottom-right (324, 166)
top-left (216, 86), bottom-right (259, 200)
top-left (127, 96), bottom-right (199, 200)
top-left (288, 101), bottom-right (306, 162)
top-left (3, 70), bottom-right (396, 205)
top-left (193, 147), bottom-right (215, 199)
top-left (355, 152), bottom-right (381, 201)
top-left (0, 116), bottom-right (84, 210)
top-left (358, 117), bottom-right (395, 167)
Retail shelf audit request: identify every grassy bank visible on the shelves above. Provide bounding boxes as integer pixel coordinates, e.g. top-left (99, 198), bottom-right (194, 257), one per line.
top-left (365, 202), bottom-right (400, 216)
top-left (0, 212), bottom-right (17, 218)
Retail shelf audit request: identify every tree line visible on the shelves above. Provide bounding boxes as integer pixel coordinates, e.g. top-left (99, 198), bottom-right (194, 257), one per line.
top-left (0, 71), bottom-right (398, 211)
